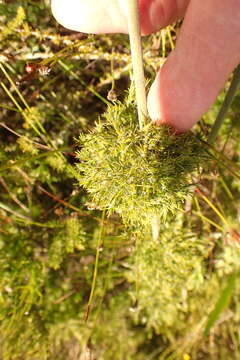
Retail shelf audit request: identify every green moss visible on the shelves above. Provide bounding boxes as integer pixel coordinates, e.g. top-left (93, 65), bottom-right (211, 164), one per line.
top-left (129, 215), bottom-right (208, 331)
top-left (76, 95), bottom-right (209, 228)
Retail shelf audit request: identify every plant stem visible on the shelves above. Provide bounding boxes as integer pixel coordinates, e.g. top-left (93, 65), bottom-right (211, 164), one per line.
top-left (85, 210), bottom-right (105, 322)
top-left (125, 0), bottom-right (148, 129)
top-left (208, 64), bottom-right (240, 144)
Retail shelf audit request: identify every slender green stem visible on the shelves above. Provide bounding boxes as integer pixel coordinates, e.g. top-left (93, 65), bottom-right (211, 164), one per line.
top-left (208, 64), bottom-right (240, 144)
top-left (204, 272), bottom-right (237, 336)
top-left (125, 0), bottom-right (148, 129)
top-left (85, 211), bottom-right (105, 322)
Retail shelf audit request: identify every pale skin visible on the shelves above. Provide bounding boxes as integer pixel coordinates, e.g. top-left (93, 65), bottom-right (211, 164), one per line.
top-left (51, 0), bottom-right (240, 132)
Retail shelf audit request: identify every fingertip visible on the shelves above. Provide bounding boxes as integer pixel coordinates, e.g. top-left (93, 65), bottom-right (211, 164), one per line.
top-left (51, 0), bottom-right (102, 33)
top-left (51, 0), bottom-right (78, 31)
top-left (51, 0), bottom-right (128, 34)
top-left (147, 71), bottom-right (193, 133)
top-left (147, 0), bottom-right (240, 134)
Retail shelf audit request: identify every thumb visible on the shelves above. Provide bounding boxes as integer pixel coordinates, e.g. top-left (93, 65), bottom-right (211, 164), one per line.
top-left (148, 0), bottom-right (240, 132)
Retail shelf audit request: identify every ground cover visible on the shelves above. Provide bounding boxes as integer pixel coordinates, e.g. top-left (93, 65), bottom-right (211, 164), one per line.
top-left (0, 1), bottom-right (240, 359)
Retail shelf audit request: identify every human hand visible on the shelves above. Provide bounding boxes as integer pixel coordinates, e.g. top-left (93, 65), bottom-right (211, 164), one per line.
top-left (51, 0), bottom-right (240, 132)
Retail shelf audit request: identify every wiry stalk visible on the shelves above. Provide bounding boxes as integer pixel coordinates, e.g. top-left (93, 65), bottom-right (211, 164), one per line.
top-left (208, 64), bottom-right (240, 144)
top-left (125, 0), bottom-right (148, 129)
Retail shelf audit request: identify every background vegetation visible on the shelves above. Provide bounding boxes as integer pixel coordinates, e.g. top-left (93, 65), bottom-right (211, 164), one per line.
top-left (0, 1), bottom-right (240, 359)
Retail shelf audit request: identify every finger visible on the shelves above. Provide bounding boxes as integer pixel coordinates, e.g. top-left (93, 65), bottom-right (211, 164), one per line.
top-left (51, 0), bottom-right (190, 35)
top-left (148, 0), bottom-right (240, 131)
